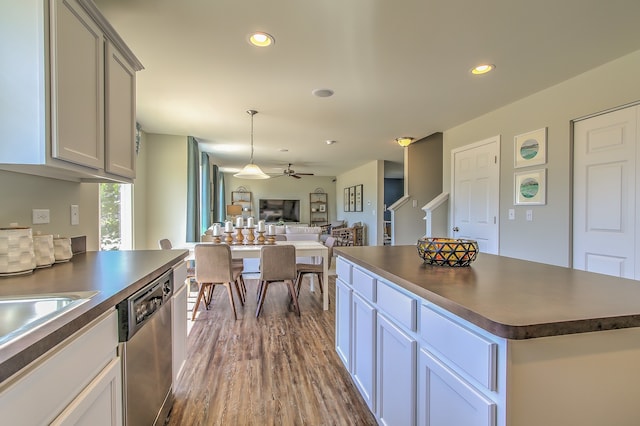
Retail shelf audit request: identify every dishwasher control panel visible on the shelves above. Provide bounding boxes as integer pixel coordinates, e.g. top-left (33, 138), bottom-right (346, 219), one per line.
top-left (117, 269), bottom-right (173, 341)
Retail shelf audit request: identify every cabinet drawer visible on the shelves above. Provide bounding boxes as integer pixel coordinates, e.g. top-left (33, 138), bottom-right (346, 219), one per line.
top-left (377, 280), bottom-right (416, 331)
top-left (352, 267), bottom-right (376, 302)
top-left (421, 305), bottom-right (497, 391)
top-left (336, 257), bottom-right (352, 285)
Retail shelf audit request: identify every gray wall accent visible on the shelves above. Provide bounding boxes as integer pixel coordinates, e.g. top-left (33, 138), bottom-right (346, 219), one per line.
top-left (394, 133), bottom-right (443, 245)
top-left (0, 170), bottom-right (100, 250)
top-left (443, 49), bottom-right (640, 266)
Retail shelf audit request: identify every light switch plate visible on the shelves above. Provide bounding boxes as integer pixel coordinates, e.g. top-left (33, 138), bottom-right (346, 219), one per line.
top-left (71, 205), bottom-right (80, 225)
top-left (526, 209), bottom-right (533, 221)
top-left (33, 209), bottom-right (50, 224)
top-left (508, 209), bottom-right (515, 220)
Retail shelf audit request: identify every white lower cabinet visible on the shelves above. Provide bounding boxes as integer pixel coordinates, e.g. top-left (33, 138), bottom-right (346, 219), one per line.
top-left (51, 357), bottom-right (123, 426)
top-left (335, 278), bottom-right (352, 370)
top-left (352, 292), bottom-right (376, 411)
top-left (418, 348), bottom-right (496, 426)
top-left (336, 256), bottom-right (502, 426)
top-left (377, 313), bottom-right (416, 426)
top-left (0, 310), bottom-right (121, 425)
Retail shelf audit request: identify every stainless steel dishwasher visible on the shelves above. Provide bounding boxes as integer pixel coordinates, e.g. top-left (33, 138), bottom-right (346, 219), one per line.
top-left (117, 269), bottom-right (173, 426)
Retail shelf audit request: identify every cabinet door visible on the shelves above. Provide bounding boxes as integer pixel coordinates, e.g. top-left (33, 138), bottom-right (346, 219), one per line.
top-left (105, 41), bottom-right (136, 178)
top-left (352, 292), bottom-right (376, 411)
top-left (335, 278), bottom-right (352, 370)
top-left (51, 0), bottom-right (104, 169)
top-left (377, 313), bottom-right (416, 426)
top-left (172, 282), bottom-right (188, 382)
top-left (51, 357), bottom-right (123, 426)
top-left (418, 348), bottom-right (496, 426)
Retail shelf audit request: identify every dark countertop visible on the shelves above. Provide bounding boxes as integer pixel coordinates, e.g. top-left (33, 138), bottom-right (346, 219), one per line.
top-left (0, 249), bottom-right (188, 383)
top-left (335, 245), bottom-right (640, 340)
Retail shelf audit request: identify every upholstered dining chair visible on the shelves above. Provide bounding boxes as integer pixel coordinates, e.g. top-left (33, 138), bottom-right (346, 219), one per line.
top-left (158, 238), bottom-right (196, 283)
top-left (294, 236), bottom-right (335, 298)
top-left (158, 238), bottom-right (172, 250)
top-left (193, 244), bottom-right (244, 320)
top-left (256, 245), bottom-right (299, 317)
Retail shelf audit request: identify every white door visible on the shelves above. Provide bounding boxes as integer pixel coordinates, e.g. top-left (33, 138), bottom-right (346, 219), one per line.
top-left (451, 136), bottom-right (500, 254)
top-left (573, 105), bottom-right (640, 278)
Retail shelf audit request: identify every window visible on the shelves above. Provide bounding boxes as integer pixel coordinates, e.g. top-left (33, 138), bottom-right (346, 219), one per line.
top-left (99, 183), bottom-right (132, 250)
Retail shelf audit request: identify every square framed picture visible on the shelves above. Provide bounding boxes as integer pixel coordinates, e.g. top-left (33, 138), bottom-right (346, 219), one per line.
top-left (514, 127), bottom-right (547, 168)
top-left (344, 187), bottom-right (350, 212)
top-left (319, 204), bottom-right (326, 212)
top-left (515, 168), bottom-right (546, 205)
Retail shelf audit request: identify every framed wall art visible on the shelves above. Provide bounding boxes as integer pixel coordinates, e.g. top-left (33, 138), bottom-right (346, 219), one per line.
top-left (344, 187), bottom-right (350, 212)
top-left (514, 127), bottom-right (547, 168)
top-left (355, 184), bottom-right (363, 212)
top-left (349, 186), bottom-right (356, 211)
top-left (514, 168), bottom-right (546, 205)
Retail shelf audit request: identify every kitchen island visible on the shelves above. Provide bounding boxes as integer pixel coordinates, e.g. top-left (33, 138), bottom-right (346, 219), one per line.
top-left (334, 245), bottom-right (640, 426)
top-left (0, 249), bottom-right (187, 424)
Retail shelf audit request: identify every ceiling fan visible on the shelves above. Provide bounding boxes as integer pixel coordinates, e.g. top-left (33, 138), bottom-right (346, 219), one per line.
top-left (272, 163), bottom-right (314, 179)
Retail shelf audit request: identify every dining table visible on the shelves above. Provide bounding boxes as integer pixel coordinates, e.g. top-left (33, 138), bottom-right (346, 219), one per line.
top-left (182, 240), bottom-right (330, 310)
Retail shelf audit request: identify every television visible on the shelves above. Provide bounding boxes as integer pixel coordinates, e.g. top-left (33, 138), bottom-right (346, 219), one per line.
top-left (259, 199), bottom-right (300, 223)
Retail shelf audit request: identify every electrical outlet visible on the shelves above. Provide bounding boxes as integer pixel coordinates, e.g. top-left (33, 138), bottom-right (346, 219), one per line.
top-left (508, 209), bottom-right (515, 220)
top-left (71, 205), bottom-right (80, 225)
top-left (32, 209), bottom-right (50, 224)
top-left (526, 210), bottom-right (533, 221)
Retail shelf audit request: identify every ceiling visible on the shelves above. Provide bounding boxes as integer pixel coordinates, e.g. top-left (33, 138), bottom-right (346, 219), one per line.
top-left (94, 0), bottom-right (640, 178)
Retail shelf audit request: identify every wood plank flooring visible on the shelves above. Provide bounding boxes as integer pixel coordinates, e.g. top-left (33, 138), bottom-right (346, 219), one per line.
top-left (167, 275), bottom-right (377, 425)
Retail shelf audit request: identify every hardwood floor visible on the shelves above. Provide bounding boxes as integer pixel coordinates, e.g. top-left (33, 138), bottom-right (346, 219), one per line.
top-left (167, 275), bottom-right (377, 425)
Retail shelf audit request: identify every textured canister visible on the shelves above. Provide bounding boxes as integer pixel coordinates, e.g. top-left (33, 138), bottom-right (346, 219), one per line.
top-left (33, 234), bottom-right (55, 268)
top-left (53, 236), bottom-right (73, 262)
top-left (0, 227), bottom-right (36, 275)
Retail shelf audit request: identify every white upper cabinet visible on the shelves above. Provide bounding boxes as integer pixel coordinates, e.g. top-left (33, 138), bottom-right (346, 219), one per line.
top-left (0, 0), bottom-right (143, 182)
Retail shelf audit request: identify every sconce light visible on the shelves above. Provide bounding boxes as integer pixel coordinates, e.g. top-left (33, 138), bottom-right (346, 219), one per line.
top-left (396, 137), bottom-right (414, 147)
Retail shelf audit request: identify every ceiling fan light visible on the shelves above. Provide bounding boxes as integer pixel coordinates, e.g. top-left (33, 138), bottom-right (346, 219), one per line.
top-left (234, 163), bottom-right (271, 179)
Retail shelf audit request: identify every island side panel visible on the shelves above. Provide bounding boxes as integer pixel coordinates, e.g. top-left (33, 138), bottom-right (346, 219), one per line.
top-left (506, 327), bottom-right (640, 426)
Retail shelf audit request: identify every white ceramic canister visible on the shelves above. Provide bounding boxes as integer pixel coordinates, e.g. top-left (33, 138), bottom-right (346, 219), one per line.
top-left (53, 236), bottom-right (73, 263)
top-left (0, 226), bottom-right (36, 275)
top-left (33, 233), bottom-right (55, 268)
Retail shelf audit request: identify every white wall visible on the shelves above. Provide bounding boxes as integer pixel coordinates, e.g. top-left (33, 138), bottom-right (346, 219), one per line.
top-left (443, 49), bottom-right (640, 266)
top-left (0, 170), bottom-right (100, 250)
top-left (336, 160), bottom-right (384, 245)
top-left (144, 133), bottom-right (188, 249)
top-left (224, 174), bottom-right (337, 225)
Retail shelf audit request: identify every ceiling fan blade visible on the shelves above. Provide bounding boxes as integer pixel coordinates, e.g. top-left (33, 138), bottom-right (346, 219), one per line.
top-left (291, 174), bottom-right (302, 179)
top-left (295, 172), bottom-right (314, 176)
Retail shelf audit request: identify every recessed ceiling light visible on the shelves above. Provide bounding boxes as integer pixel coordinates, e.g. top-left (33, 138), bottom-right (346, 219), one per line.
top-left (326, 140), bottom-right (337, 145)
top-left (471, 64), bottom-right (495, 75)
top-left (248, 32), bottom-right (275, 47)
top-left (312, 88), bottom-right (334, 98)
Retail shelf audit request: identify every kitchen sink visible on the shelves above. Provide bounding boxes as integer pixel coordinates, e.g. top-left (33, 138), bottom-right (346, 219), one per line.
top-left (0, 291), bottom-right (99, 348)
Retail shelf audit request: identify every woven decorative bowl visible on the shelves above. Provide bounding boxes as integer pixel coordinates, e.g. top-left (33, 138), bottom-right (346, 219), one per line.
top-left (417, 237), bottom-right (478, 267)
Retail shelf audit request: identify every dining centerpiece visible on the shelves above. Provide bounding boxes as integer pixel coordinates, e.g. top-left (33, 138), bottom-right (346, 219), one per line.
top-left (417, 237), bottom-right (478, 267)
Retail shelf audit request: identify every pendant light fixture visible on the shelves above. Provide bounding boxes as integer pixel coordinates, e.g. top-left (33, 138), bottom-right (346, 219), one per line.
top-left (234, 110), bottom-right (270, 179)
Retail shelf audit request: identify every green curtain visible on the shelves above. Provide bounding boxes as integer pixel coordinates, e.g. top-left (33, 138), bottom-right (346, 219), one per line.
top-left (200, 152), bottom-right (211, 234)
top-left (186, 136), bottom-right (200, 242)
top-left (212, 165), bottom-right (226, 223)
